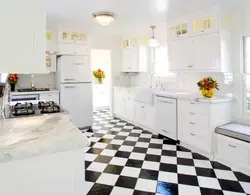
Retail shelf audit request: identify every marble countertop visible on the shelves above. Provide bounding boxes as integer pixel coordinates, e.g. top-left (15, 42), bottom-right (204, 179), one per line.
top-left (11, 89), bottom-right (59, 96)
top-left (0, 113), bottom-right (90, 163)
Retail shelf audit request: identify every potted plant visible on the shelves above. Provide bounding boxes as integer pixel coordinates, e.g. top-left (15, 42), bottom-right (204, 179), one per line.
top-left (8, 74), bottom-right (19, 92)
top-left (93, 69), bottom-right (105, 84)
top-left (197, 77), bottom-right (219, 98)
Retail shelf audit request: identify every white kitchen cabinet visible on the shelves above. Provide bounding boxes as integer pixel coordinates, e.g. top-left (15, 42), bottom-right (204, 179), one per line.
top-left (46, 30), bottom-right (58, 53)
top-left (193, 14), bottom-right (218, 36)
top-left (0, 0), bottom-right (46, 74)
top-left (39, 92), bottom-right (59, 104)
top-left (169, 38), bottom-right (193, 70)
top-left (169, 22), bottom-right (190, 40)
top-left (126, 97), bottom-right (136, 122)
top-left (46, 54), bottom-right (57, 72)
top-left (155, 96), bottom-right (177, 140)
top-left (113, 88), bottom-right (126, 117)
top-left (58, 31), bottom-right (88, 44)
top-left (59, 44), bottom-right (89, 56)
top-left (193, 33), bottom-right (221, 70)
top-left (135, 103), bottom-right (147, 125)
top-left (122, 46), bottom-right (148, 72)
top-left (145, 105), bottom-right (156, 131)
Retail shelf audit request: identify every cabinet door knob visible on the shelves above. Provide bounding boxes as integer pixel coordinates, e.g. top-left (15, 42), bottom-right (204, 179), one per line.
top-left (229, 144), bottom-right (236, 148)
top-left (190, 122), bottom-right (195, 125)
top-left (141, 106), bottom-right (144, 108)
top-left (190, 112), bottom-right (195, 115)
top-left (190, 133), bottom-right (195, 136)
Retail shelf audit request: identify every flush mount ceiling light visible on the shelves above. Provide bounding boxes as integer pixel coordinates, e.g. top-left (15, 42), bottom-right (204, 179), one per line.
top-left (148, 25), bottom-right (160, 47)
top-left (92, 11), bottom-right (116, 26)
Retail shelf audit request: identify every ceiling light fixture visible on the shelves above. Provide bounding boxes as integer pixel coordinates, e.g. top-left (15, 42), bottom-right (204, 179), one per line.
top-left (148, 25), bottom-right (160, 48)
top-left (92, 11), bottom-right (116, 26)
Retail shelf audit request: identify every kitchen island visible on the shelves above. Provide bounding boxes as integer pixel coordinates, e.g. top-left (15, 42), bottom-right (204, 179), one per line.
top-left (0, 112), bottom-right (90, 195)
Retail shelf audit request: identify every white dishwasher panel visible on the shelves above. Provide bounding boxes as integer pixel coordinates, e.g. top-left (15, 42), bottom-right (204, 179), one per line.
top-left (155, 96), bottom-right (177, 140)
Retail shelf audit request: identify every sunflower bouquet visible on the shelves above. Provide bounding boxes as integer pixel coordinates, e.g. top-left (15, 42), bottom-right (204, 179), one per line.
top-left (197, 77), bottom-right (219, 98)
top-left (93, 69), bottom-right (105, 84)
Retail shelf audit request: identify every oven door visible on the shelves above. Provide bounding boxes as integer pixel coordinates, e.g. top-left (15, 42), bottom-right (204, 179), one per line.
top-left (10, 94), bottom-right (39, 102)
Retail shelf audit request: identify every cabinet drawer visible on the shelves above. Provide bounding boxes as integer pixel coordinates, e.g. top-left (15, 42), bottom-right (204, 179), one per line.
top-left (185, 101), bottom-right (209, 115)
top-left (159, 128), bottom-right (177, 140)
top-left (218, 136), bottom-right (249, 164)
top-left (183, 130), bottom-right (209, 151)
top-left (184, 112), bottom-right (209, 127)
top-left (183, 120), bottom-right (209, 137)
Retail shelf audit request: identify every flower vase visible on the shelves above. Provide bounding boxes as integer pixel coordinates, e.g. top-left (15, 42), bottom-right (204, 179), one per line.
top-left (10, 84), bottom-right (16, 92)
top-left (201, 89), bottom-right (214, 98)
top-left (98, 78), bottom-right (102, 84)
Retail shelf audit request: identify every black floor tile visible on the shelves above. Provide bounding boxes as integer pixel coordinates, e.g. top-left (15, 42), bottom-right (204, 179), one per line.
top-left (162, 150), bottom-right (177, 157)
top-left (126, 159), bottom-right (143, 168)
top-left (133, 147), bottom-right (148, 153)
top-left (156, 181), bottom-right (178, 195)
top-left (85, 161), bottom-right (92, 169)
top-left (85, 170), bottom-right (101, 182)
top-left (160, 163), bottom-right (177, 173)
top-left (98, 138), bottom-right (112, 144)
top-left (94, 155), bottom-right (112, 164)
top-left (121, 129), bottom-right (133, 132)
top-left (87, 183), bottom-right (113, 195)
top-left (139, 169), bottom-right (159, 180)
top-left (218, 179), bottom-right (244, 193)
top-left (123, 141), bottom-right (137, 146)
top-left (234, 171), bottom-right (250, 182)
top-left (103, 164), bottom-right (124, 175)
top-left (178, 174), bottom-right (199, 186)
top-left (106, 144), bottom-right (120, 150)
top-left (145, 154), bottom-right (161, 162)
top-left (86, 148), bottom-right (103, 155)
top-left (177, 145), bottom-right (191, 152)
top-left (177, 158), bottom-right (194, 166)
top-left (93, 133), bottom-right (105, 138)
top-left (115, 176), bottom-right (137, 189)
top-left (115, 151), bottom-right (131, 158)
top-left (133, 190), bottom-right (155, 195)
top-left (211, 161), bottom-right (231, 171)
top-left (114, 135), bottom-right (127, 140)
top-left (192, 152), bottom-right (209, 160)
top-left (138, 137), bottom-right (151, 143)
top-left (107, 131), bottom-right (119, 135)
top-left (195, 167), bottom-right (216, 178)
top-left (200, 188), bottom-right (223, 195)
top-left (163, 139), bottom-right (177, 145)
top-left (149, 143), bottom-right (162, 149)
top-left (129, 133), bottom-right (141, 137)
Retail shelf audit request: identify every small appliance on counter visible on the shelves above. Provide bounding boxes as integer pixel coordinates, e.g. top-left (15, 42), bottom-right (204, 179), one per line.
top-left (7, 101), bottom-right (65, 119)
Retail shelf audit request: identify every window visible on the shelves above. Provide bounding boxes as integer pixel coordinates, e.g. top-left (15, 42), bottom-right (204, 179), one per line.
top-left (153, 45), bottom-right (169, 76)
top-left (243, 36), bottom-right (250, 112)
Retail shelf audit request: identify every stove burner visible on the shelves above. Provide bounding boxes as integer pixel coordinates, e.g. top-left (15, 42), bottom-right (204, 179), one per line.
top-left (12, 108), bottom-right (35, 116)
top-left (38, 101), bottom-right (55, 108)
top-left (14, 102), bottom-right (33, 110)
top-left (40, 105), bottom-right (60, 114)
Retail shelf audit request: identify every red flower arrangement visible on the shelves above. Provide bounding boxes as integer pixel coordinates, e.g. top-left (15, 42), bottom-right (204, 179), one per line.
top-left (8, 74), bottom-right (19, 84)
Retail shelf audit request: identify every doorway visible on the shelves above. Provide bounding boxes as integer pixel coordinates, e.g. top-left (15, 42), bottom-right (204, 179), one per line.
top-left (91, 49), bottom-right (111, 111)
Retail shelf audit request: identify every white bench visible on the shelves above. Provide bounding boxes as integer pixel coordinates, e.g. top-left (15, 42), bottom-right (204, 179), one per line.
top-left (215, 123), bottom-right (250, 175)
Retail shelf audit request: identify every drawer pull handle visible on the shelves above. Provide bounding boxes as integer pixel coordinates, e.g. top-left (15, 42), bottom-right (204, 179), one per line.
top-left (229, 144), bottom-right (236, 148)
top-left (190, 102), bottom-right (195, 105)
top-left (161, 129), bottom-right (169, 133)
top-left (190, 133), bottom-right (195, 136)
top-left (190, 122), bottom-right (195, 125)
top-left (190, 112), bottom-right (195, 115)
top-left (141, 106), bottom-right (145, 108)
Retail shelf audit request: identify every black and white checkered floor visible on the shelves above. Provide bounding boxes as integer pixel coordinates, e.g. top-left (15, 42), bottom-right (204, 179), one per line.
top-left (83, 109), bottom-right (250, 195)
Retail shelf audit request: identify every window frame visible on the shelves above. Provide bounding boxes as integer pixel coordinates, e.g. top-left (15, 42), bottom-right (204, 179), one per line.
top-left (152, 44), bottom-right (169, 77)
top-left (243, 36), bottom-right (250, 115)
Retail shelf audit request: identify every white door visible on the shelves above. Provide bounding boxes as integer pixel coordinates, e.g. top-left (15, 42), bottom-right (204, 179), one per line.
top-left (155, 97), bottom-right (177, 140)
top-left (122, 48), bottom-right (138, 72)
top-left (60, 83), bottom-right (93, 128)
top-left (193, 33), bottom-right (220, 70)
top-left (60, 56), bottom-right (91, 83)
top-left (170, 38), bottom-right (193, 70)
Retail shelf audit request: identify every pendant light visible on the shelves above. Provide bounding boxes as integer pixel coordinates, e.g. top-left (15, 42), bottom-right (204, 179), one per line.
top-left (92, 11), bottom-right (116, 26)
top-left (148, 25), bottom-right (160, 47)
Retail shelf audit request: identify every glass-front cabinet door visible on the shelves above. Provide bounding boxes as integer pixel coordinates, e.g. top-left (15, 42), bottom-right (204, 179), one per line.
top-left (169, 22), bottom-right (189, 40)
top-left (193, 15), bottom-right (217, 35)
top-left (59, 31), bottom-right (87, 44)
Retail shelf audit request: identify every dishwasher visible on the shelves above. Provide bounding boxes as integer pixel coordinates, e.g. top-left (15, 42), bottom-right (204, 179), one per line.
top-left (155, 95), bottom-right (177, 140)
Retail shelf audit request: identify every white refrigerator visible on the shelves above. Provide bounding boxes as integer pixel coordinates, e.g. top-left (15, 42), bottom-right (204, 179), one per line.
top-left (56, 56), bottom-right (93, 128)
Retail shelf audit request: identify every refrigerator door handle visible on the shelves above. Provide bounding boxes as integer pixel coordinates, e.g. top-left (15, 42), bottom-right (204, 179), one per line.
top-left (64, 78), bottom-right (76, 81)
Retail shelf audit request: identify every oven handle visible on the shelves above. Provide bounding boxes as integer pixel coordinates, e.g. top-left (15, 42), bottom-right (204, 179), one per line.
top-left (11, 97), bottom-right (38, 102)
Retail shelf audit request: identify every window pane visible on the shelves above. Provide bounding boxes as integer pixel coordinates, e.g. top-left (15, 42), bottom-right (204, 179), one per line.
top-left (154, 46), bottom-right (168, 76)
top-left (244, 37), bottom-right (250, 73)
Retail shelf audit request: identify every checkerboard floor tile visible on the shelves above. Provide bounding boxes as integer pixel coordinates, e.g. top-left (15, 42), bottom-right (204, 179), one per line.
top-left (83, 109), bottom-right (250, 195)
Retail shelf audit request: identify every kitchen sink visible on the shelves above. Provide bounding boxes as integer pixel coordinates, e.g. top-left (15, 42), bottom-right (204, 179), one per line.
top-left (134, 88), bottom-right (154, 105)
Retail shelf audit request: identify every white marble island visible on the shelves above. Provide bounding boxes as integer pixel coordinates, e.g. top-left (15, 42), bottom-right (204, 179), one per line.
top-left (0, 112), bottom-right (90, 195)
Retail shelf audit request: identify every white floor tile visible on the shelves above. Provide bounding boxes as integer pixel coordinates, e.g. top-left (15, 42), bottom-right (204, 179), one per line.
top-left (123, 126), bottom-right (134, 129)
top-left (161, 156), bottom-right (177, 164)
top-left (131, 129), bottom-right (143, 134)
top-left (83, 181), bottom-right (94, 195)
top-left (214, 170), bottom-right (237, 181)
top-left (129, 152), bottom-right (146, 160)
top-left (140, 134), bottom-right (152, 138)
top-left (178, 165), bottom-right (196, 176)
top-left (116, 122), bottom-right (127, 126)
top-left (135, 178), bottom-right (157, 193)
top-left (193, 159), bottom-right (212, 169)
top-left (198, 176), bottom-right (221, 190)
top-left (109, 157), bottom-right (128, 166)
top-left (117, 132), bottom-right (130, 136)
top-left (92, 142), bottom-right (108, 149)
top-left (100, 149), bottom-right (117, 157)
top-left (150, 138), bottom-right (163, 144)
top-left (110, 187), bottom-right (134, 195)
top-left (240, 181), bottom-right (250, 194)
top-left (147, 148), bottom-right (162, 156)
top-left (110, 139), bottom-right (124, 145)
top-left (136, 142), bottom-right (150, 148)
top-left (163, 144), bottom-right (177, 151)
top-left (121, 166), bottom-right (141, 178)
top-left (104, 124), bottom-right (115, 128)
top-left (177, 151), bottom-right (193, 159)
top-left (87, 162), bottom-right (107, 172)
top-left (178, 184), bottom-right (201, 195)
top-left (126, 136), bottom-right (139, 142)
top-left (158, 171), bottom-right (178, 184)
top-left (223, 191), bottom-right (246, 195)
top-left (89, 137), bottom-right (100, 143)
top-left (97, 130), bottom-right (109, 134)
top-left (85, 153), bottom-right (98, 161)
top-left (102, 134), bottom-right (116, 139)
top-left (119, 145), bottom-right (134, 152)
top-left (96, 173), bottom-right (119, 186)
top-left (142, 161), bottom-right (160, 171)
top-left (111, 127), bottom-right (122, 132)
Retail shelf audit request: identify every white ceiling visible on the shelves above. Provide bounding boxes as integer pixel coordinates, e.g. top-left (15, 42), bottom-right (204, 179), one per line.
top-left (45, 0), bottom-right (239, 34)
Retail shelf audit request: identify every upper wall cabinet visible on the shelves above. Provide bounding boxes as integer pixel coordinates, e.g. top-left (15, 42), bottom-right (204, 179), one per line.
top-left (168, 22), bottom-right (191, 40)
top-left (58, 30), bottom-right (88, 44)
top-left (122, 46), bottom-right (148, 73)
top-left (46, 30), bottom-right (58, 53)
top-left (192, 14), bottom-right (218, 35)
top-left (0, 0), bottom-right (46, 74)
